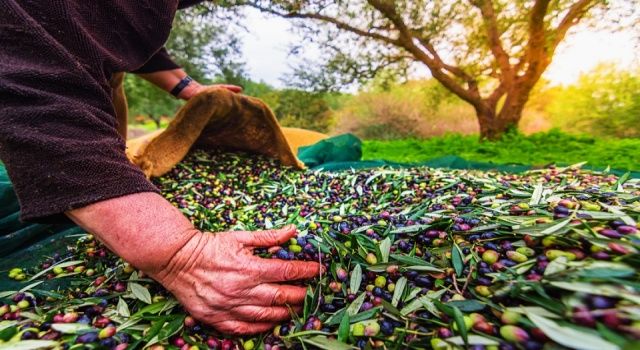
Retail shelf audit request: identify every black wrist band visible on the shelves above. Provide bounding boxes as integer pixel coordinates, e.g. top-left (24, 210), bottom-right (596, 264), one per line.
top-left (170, 75), bottom-right (193, 97)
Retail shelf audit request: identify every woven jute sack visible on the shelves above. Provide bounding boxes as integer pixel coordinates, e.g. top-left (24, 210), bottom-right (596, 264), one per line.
top-left (125, 87), bottom-right (328, 178)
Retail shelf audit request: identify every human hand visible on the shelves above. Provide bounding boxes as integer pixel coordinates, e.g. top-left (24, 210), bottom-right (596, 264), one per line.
top-left (179, 82), bottom-right (242, 100)
top-left (136, 68), bottom-right (242, 99)
top-left (151, 225), bottom-right (320, 335)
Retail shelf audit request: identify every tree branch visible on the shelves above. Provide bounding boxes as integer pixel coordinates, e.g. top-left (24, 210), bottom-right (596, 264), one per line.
top-left (366, 0), bottom-right (482, 106)
top-left (519, 0), bottom-right (551, 83)
top-left (470, 0), bottom-right (513, 82)
top-left (487, 82), bottom-right (507, 109)
top-left (246, 4), bottom-right (401, 46)
top-left (412, 34), bottom-right (475, 82)
top-left (550, 0), bottom-right (597, 52)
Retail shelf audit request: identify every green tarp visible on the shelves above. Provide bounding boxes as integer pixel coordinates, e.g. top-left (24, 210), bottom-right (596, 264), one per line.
top-left (298, 133), bottom-right (639, 177)
top-left (2, 133), bottom-right (638, 290)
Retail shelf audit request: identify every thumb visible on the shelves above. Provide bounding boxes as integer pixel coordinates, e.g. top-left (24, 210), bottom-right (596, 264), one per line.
top-left (235, 225), bottom-right (297, 247)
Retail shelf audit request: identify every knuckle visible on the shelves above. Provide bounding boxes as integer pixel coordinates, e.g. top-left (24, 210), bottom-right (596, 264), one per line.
top-left (282, 262), bottom-right (298, 280)
top-left (254, 308), bottom-right (271, 321)
top-left (266, 229), bottom-right (280, 242)
top-left (272, 288), bottom-right (287, 306)
top-left (216, 321), bottom-right (234, 334)
top-left (235, 323), bottom-right (249, 335)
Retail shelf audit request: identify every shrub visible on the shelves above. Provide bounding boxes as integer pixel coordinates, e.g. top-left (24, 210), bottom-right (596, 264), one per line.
top-left (274, 90), bottom-right (334, 133)
top-left (544, 64), bottom-right (640, 138)
top-left (331, 80), bottom-right (551, 139)
top-left (362, 129), bottom-right (640, 171)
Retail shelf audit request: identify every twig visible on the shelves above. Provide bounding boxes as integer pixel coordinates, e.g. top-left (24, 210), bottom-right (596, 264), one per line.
top-left (452, 272), bottom-right (462, 295)
top-left (461, 264), bottom-right (476, 295)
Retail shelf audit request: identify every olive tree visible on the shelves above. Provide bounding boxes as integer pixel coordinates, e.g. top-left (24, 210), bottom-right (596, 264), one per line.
top-left (126, 8), bottom-right (246, 123)
top-left (232, 0), bottom-right (635, 139)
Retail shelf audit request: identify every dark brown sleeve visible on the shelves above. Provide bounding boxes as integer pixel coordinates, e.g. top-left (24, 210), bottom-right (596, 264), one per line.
top-left (0, 4), bottom-right (159, 224)
top-left (130, 47), bottom-right (181, 74)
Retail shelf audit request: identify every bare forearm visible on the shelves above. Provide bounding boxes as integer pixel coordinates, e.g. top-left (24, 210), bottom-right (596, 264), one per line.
top-left (66, 192), bottom-right (198, 274)
top-left (66, 192), bottom-right (320, 335)
top-left (136, 68), bottom-right (202, 100)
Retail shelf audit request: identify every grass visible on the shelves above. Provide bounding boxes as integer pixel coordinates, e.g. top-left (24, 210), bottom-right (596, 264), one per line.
top-left (362, 130), bottom-right (640, 171)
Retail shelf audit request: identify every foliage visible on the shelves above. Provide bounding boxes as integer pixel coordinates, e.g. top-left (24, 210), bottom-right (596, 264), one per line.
top-left (126, 9), bottom-right (246, 124)
top-left (332, 80), bottom-right (478, 139)
top-left (330, 64), bottom-right (640, 140)
top-left (165, 9), bottom-right (245, 83)
top-left (124, 76), bottom-right (181, 128)
top-left (236, 0), bottom-right (638, 138)
top-left (362, 129), bottom-right (640, 171)
top-left (543, 64), bottom-right (640, 138)
top-left (273, 89), bottom-right (334, 133)
top-left (3, 150), bottom-right (640, 349)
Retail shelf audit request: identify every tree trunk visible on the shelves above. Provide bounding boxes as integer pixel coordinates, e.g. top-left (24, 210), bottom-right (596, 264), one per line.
top-left (476, 88), bottom-right (529, 140)
top-left (149, 114), bottom-right (162, 129)
top-left (476, 108), bottom-right (515, 140)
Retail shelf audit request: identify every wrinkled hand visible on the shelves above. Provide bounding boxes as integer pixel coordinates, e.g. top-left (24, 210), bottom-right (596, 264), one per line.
top-left (179, 82), bottom-right (242, 100)
top-left (151, 225), bottom-right (320, 334)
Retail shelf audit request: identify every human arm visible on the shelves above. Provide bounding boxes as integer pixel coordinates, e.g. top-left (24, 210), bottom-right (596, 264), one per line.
top-left (66, 192), bottom-right (320, 334)
top-left (136, 68), bottom-right (242, 100)
top-left (132, 47), bottom-right (242, 100)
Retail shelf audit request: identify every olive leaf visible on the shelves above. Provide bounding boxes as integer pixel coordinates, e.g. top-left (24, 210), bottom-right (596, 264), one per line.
top-left (0, 323), bottom-right (18, 341)
top-left (18, 281), bottom-right (44, 294)
top-left (451, 306), bottom-right (468, 344)
top-left (346, 292), bottom-right (366, 317)
top-left (405, 265), bottom-right (444, 272)
top-left (390, 254), bottom-right (437, 267)
top-left (150, 315), bottom-right (185, 346)
top-left (541, 218), bottom-right (572, 235)
top-left (117, 298), bottom-right (131, 318)
top-left (379, 237), bottom-right (391, 263)
top-left (390, 224), bottom-right (430, 234)
top-left (129, 282), bottom-right (152, 304)
top-left (392, 277), bottom-right (407, 307)
top-left (505, 306), bottom-right (560, 319)
top-left (51, 323), bottom-right (92, 334)
top-left (577, 262), bottom-right (635, 278)
top-left (349, 307), bottom-right (382, 323)
top-left (0, 340), bottom-right (60, 350)
top-left (596, 323), bottom-right (629, 348)
top-left (549, 282), bottom-right (640, 304)
top-left (544, 256), bottom-right (568, 276)
top-left (350, 264), bottom-right (362, 293)
top-left (447, 300), bottom-right (485, 312)
top-left (138, 316), bottom-right (169, 348)
top-left (301, 335), bottom-right (355, 350)
top-left (0, 291), bottom-right (16, 299)
top-left (452, 243), bottom-right (464, 276)
top-left (337, 312), bottom-right (350, 343)
top-left (529, 184), bottom-right (544, 206)
top-left (401, 292), bottom-right (442, 316)
top-left (615, 172), bottom-right (630, 192)
top-left (445, 335), bottom-right (499, 346)
top-left (27, 260), bottom-right (85, 282)
top-left (526, 312), bottom-right (620, 350)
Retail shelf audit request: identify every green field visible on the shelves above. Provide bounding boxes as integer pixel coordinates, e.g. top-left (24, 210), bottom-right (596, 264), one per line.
top-left (362, 130), bottom-right (640, 171)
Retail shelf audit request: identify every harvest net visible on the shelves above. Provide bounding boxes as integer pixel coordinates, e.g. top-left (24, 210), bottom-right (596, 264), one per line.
top-left (1, 150), bottom-right (639, 349)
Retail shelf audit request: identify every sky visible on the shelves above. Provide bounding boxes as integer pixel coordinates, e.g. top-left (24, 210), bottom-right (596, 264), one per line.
top-left (238, 8), bottom-right (638, 88)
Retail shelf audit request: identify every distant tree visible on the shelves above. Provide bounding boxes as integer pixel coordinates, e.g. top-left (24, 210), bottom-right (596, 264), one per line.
top-left (167, 7), bottom-right (246, 83)
top-left (545, 64), bottom-right (640, 138)
top-left (124, 75), bottom-right (179, 128)
top-left (275, 90), bottom-right (333, 132)
top-left (126, 8), bottom-right (247, 122)
top-left (235, 0), bottom-right (638, 139)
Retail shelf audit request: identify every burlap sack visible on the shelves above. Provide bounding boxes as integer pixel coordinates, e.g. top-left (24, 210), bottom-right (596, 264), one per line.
top-left (125, 87), bottom-right (327, 178)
